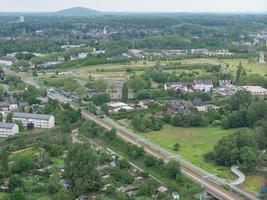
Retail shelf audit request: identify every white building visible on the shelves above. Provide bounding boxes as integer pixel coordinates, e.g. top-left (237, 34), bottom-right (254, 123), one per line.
top-left (0, 56), bottom-right (15, 67)
top-left (164, 82), bottom-right (192, 93)
top-left (241, 86), bottom-right (267, 96)
top-left (19, 16), bottom-right (24, 23)
top-left (193, 80), bottom-right (213, 93)
top-left (196, 105), bottom-right (220, 112)
top-left (12, 112), bottom-right (55, 129)
top-left (107, 102), bottom-right (134, 113)
top-left (172, 192), bottom-right (180, 200)
top-left (78, 53), bottom-right (88, 59)
top-left (0, 122), bottom-right (19, 137)
top-left (259, 51), bottom-right (265, 64)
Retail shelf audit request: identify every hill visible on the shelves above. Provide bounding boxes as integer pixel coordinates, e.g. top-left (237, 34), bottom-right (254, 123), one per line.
top-left (54, 7), bottom-right (101, 16)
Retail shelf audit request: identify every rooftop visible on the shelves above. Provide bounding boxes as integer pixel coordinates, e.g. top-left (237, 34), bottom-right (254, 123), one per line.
top-left (0, 122), bottom-right (16, 129)
top-left (13, 112), bottom-right (53, 120)
top-left (193, 80), bottom-right (213, 85)
top-left (107, 102), bottom-right (128, 108)
top-left (242, 86), bottom-right (267, 92)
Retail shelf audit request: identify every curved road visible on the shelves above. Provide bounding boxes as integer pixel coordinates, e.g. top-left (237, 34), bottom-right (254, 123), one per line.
top-left (231, 166), bottom-right (246, 186)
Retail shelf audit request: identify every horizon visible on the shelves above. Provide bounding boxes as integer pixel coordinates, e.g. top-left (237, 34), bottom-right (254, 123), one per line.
top-left (0, 7), bottom-right (266, 14)
top-left (0, 0), bottom-right (266, 13)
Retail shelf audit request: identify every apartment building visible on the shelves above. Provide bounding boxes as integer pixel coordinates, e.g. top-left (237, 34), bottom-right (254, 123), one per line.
top-left (12, 112), bottom-right (55, 129)
top-left (0, 122), bottom-right (19, 137)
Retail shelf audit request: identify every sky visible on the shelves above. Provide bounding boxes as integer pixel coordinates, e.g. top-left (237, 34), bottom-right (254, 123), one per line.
top-left (0, 0), bottom-right (266, 13)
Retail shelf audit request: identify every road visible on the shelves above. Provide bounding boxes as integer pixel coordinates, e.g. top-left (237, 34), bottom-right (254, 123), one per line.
top-left (231, 166), bottom-right (246, 186)
top-left (3, 67), bottom-right (259, 200)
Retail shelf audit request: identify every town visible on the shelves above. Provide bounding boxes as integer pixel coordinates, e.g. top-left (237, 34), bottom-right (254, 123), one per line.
top-left (0, 4), bottom-right (266, 200)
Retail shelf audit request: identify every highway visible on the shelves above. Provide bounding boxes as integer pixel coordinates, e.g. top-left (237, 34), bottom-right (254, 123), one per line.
top-left (3, 67), bottom-right (260, 200)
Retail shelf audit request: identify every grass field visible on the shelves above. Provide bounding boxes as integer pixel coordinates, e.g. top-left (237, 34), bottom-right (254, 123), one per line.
top-left (243, 175), bottom-right (262, 193)
top-left (143, 125), bottom-right (238, 178)
top-left (181, 58), bottom-right (267, 75)
top-left (0, 193), bottom-right (7, 199)
top-left (41, 76), bottom-right (87, 94)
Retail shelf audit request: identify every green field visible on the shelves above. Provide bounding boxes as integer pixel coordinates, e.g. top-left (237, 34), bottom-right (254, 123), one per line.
top-left (41, 76), bottom-right (87, 94)
top-left (243, 175), bottom-right (262, 193)
top-left (181, 58), bottom-right (267, 75)
top-left (143, 125), bottom-right (238, 178)
top-left (0, 192), bottom-right (7, 199)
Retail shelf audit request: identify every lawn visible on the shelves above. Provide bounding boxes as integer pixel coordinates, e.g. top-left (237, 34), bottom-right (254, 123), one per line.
top-left (143, 125), bottom-right (238, 178)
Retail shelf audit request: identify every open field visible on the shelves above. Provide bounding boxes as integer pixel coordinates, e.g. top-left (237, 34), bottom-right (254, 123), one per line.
top-left (143, 125), bottom-right (265, 193)
top-left (40, 75), bottom-right (87, 94)
top-left (42, 58), bottom-right (267, 80)
top-left (181, 58), bottom-right (267, 75)
top-left (143, 125), bottom-right (238, 178)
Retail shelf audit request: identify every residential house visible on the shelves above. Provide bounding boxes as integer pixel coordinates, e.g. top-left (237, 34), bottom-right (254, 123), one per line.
top-left (219, 79), bottom-right (233, 86)
top-left (12, 112), bottom-right (55, 129)
top-left (0, 98), bottom-right (18, 120)
top-left (172, 192), bottom-right (180, 199)
top-left (196, 105), bottom-right (220, 112)
top-left (107, 102), bottom-right (134, 113)
top-left (0, 122), bottom-right (19, 137)
top-left (157, 186), bottom-right (168, 193)
top-left (192, 80), bottom-right (213, 93)
top-left (0, 56), bottom-right (16, 67)
top-left (167, 100), bottom-right (193, 114)
top-left (78, 53), bottom-right (88, 59)
top-left (164, 82), bottom-right (192, 93)
top-left (241, 86), bottom-right (267, 96)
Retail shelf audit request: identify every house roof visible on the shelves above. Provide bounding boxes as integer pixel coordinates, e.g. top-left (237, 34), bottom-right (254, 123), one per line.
top-left (165, 82), bottom-right (192, 87)
top-left (0, 122), bottom-right (16, 129)
top-left (157, 186), bottom-right (168, 193)
top-left (193, 80), bottom-right (213, 85)
top-left (13, 112), bottom-right (53, 120)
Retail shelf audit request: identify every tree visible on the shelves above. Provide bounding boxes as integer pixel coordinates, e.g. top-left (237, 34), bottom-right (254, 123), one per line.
top-left (8, 174), bottom-right (24, 192)
top-left (106, 128), bottom-right (117, 141)
top-left (32, 70), bottom-right (38, 78)
top-left (0, 147), bottom-right (10, 178)
top-left (110, 167), bottom-right (134, 184)
top-left (86, 79), bottom-right (108, 92)
top-left (14, 120), bottom-right (24, 131)
top-left (64, 144), bottom-right (101, 196)
top-left (6, 112), bottom-right (13, 123)
top-left (235, 63), bottom-right (243, 83)
top-left (211, 129), bottom-right (259, 171)
top-left (239, 146), bottom-right (258, 172)
top-left (10, 188), bottom-right (26, 200)
top-left (52, 188), bottom-right (74, 200)
top-left (47, 176), bottom-right (61, 194)
top-left (137, 180), bottom-right (158, 196)
top-left (122, 83), bottom-right (128, 102)
top-left (173, 143), bottom-right (180, 151)
top-left (227, 90), bottom-right (253, 111)
top-left (27, 122), bottom-right (34, 130)
top-left (165, 161), bottom-right (181, 179)
top-left (11, 153), bottom-right (35, 174)
top-left (91, 93), bottom-right (110, 106)
top-left (247, 100), bottom-right (267, 126)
